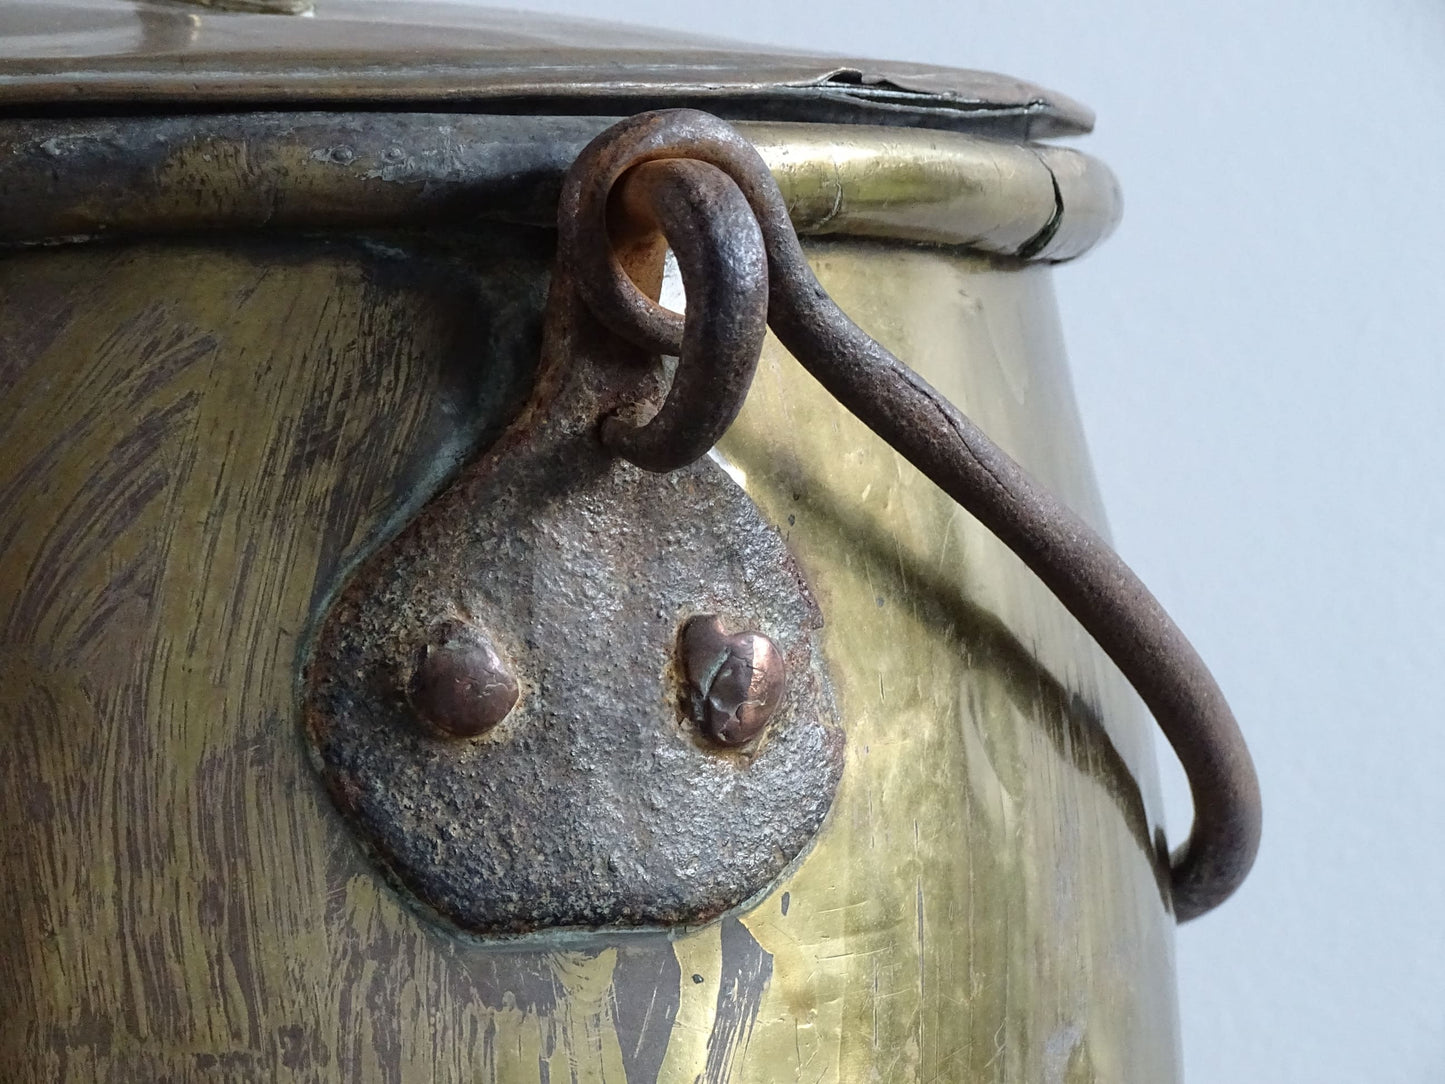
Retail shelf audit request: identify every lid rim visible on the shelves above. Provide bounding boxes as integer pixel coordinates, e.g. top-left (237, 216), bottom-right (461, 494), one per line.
top-left (0, 111), bottom-right (1119, 262)
top-left (0, 0), bottom-right (1093, 137)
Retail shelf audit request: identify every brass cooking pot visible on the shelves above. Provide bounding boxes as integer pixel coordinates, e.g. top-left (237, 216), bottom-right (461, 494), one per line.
top-left (0, 2), bottom-right (1258, 1081)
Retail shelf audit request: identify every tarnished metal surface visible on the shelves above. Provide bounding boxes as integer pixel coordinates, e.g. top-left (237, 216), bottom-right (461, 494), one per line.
top-left (0, 113), bottom-right (1119, 261)
top-left (561, 109), bottom-right (1258, 920)
top-left (0, 0), bottom-right (1090, 138)
top-left (0, 28), bottom-right (1194, 1070)
top-left (714, 248), bottom-right (1184, 1080)
top-left (0, 227), bottom-right (1183, 1082)
top-left (301, 219), bottom-right (843, 935)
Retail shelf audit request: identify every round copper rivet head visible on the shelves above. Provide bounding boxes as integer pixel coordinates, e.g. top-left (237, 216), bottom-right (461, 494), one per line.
top-left (408, 632), bottom-right (519, 739)
top-left (680, 614), bottom-right (786, 746)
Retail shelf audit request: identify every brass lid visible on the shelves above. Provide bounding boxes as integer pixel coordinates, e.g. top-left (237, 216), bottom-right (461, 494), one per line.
top-left (0, 0), bottom-right (1091, 138)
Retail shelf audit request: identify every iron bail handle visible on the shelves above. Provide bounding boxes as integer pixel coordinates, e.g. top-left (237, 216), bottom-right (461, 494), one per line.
top-left (555, 109), bottom-right (1261, 922)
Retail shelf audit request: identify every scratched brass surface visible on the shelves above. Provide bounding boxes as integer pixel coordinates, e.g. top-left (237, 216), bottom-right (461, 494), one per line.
top-left (0, 232), bottom-right (1178, 1080)
top-left (715, 244), bottom-right (1180, 1082)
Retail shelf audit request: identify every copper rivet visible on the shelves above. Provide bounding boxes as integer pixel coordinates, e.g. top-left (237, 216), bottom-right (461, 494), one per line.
top-left (680, 614), bottom-right (786, 746)
top-left (408, 629), bottom-right (518, 739)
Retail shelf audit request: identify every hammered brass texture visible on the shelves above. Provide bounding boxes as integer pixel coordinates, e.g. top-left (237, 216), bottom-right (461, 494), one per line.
top-left (0, 235), bottom-right (1178, 1081)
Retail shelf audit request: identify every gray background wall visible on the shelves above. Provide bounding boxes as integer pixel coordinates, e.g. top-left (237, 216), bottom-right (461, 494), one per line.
top-left (522, 1), bottom-right (1444, 1079)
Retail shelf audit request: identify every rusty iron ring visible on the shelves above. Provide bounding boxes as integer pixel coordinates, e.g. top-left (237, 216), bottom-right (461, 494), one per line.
top-left (559, 145), bottom-right (768, 470)
top-left (556, 108), bottom-right (1261, 921)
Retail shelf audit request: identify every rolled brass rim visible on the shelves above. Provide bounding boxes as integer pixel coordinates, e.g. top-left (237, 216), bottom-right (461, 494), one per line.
top-left (0, 113), bottom-right (1118, 262)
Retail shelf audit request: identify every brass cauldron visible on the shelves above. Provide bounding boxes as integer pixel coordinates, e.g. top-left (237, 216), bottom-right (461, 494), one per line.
top-left (0, 2), bottom-right (1258, 1080)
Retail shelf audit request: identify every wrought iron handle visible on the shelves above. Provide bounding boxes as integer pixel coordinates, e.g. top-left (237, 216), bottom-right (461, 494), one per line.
top-left (556, 109), bottom-right (1261, 921)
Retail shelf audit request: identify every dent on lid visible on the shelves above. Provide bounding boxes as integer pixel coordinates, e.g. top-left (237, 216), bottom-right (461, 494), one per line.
top-left (0, 0), bottom-right (1092, 138)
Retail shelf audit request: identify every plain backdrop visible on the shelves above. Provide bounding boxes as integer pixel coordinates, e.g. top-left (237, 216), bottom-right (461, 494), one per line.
top-left (523, 2), bottom-right (1442, 1080)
